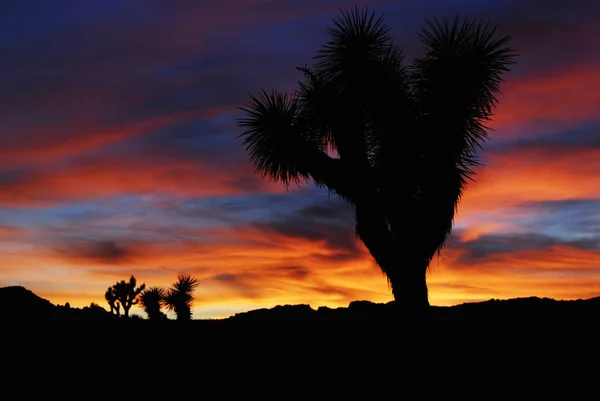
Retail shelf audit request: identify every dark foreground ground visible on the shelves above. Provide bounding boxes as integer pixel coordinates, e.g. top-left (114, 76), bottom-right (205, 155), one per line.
top-left (2, 287), bottom-right (599, 399)
top-left (3, 311), bottom-right (599, 400)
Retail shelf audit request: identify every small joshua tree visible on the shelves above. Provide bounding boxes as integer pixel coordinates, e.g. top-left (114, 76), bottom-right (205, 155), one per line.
top-left (109, 275), bottom-right (146, 318)
top-left (105, 286), bottom-right (120, 316)
top-left (139, 286), bottom-right (166, 321)
top-left (163, 274), bottom-right (200, 321)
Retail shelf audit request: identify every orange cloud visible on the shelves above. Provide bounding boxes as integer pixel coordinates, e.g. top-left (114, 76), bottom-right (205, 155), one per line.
top-left (3, 210), bottom-right (598, 319)
top-left (429, 244), bottom-right (600, 304)
top-left (1, 106), bottom-right (231, 166)
top-left (458, 144), bottom-right (600, 220)
top-left (0, 153), bottom-right (292, 207)
top-left (0, 226), bottom-right (29, 240)
top-left (492, 64), bottom-right (600, 135)
top-left (456, 221), bottom-right (526, 242)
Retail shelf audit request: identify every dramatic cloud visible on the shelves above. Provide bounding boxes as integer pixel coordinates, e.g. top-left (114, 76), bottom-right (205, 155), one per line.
top-left (458, 143), bottom-right (600, 219)
top-left (0, 225), bottom-right (29, 240)
top-left (1, 0), bottom-right (599, 318)
top-left (56, 240), bottom-right (135, 265)
top-left (0, 146), bottom-right (270, 207)
top-left (250, 202), bottom-right (363, 262)
top-left (492, 65), bottom-right (600, 137)
top-left (450, 232), bottom-right (599, 265)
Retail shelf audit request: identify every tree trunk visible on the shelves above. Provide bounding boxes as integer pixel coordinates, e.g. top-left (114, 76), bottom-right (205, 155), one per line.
top-left (389, 261), bottom-right (433, 401)
top-left (355, 202), bottom-right (431, 314)
top-left (388, 259), bottom-right (430, 311)
top-left (355, 206), bottom-right (433, 399)
top-left (354, 200), bottom-right (434, 398)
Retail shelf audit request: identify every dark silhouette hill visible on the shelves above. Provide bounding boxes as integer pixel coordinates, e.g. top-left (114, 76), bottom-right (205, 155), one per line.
top-left (228, 295), bottom-right (600, 321)
top-left (1, 285), bottom-right (112, 320)
top-left (1, 285), bottom-right (55, 319)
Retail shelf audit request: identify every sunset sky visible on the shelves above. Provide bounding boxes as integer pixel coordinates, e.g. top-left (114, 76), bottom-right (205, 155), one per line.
top-left (1, 0), bottom-right (600, 319)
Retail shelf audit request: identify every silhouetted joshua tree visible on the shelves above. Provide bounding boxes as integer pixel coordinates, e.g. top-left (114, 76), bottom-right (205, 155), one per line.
top-left (110, 275), bottom-right (146, 318)
top-left (139, 286), bottom-right (166, 321)
top-left (105, 286), bottom-right (120, 316)
top-left (164, 273), bottom-right (200, 321)
top-left (237, 7), bottom-right (515, 312)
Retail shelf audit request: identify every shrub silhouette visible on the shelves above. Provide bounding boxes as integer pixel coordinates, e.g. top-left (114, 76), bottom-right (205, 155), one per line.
top-left (164, 273), bottom-right (200, 321)
top-left (80, 302), bottom-right (111, 320)
top-left (139, 286), bottom-right (166, 321)
top-left (107, 275), bottom-right (146, 318)
top-left (104, 286), bottom-right (120, 316)
top-left (237, 7), bottom-right (515, 310)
